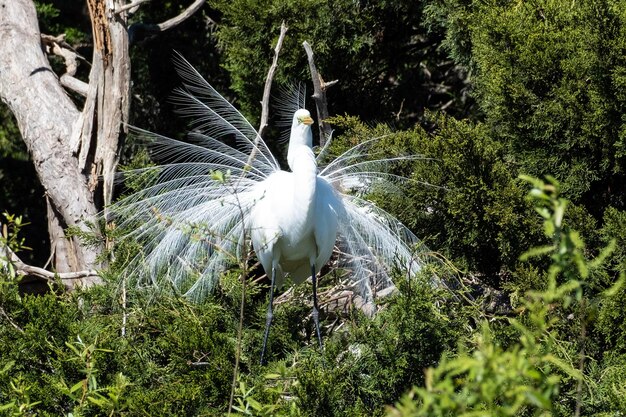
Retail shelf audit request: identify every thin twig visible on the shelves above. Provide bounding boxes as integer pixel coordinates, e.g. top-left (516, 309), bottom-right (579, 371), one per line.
top-left (0, 306), bottom-right (23, 333)
top-left (245, 21), bottom-right (288, 169)
top-left (227, 182), bottom-right (252, 415)
top-left (121, 274), bottom-right (127, 337)
top-left (574, 300), bottom-right (587, 417)
top-left (227, 270), bottom-right (246, 416)
top-left (114, 0), bottom-right (151, 15)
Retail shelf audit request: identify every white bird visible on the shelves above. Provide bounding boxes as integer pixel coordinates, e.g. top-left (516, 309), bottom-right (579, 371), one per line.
top-left (250, 108), bottom-right (342, 362)
top-left (110, 56), bottom-right (425, 361)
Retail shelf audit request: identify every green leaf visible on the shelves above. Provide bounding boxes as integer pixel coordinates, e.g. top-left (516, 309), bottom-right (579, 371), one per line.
top-left (520, 245), bottom-right (555, 261)
top-left (0, 402), bottom-right (16, 411)
top-left (543, 354), bottom-right (582, 380)
top-left (70, 380), bottom-right (85, 393)
top-left (604, 272), bottom-right (626, 297)
top-left (87, 396), bottom-right (107, 407)
top-left (0, 360), bottom-right (15, 374)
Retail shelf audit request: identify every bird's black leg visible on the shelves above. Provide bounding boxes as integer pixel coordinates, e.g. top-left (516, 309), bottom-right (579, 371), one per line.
top-left (311, 264), bottom-right (323, 350)
top-left (260, 265), bottom-right (276, 365)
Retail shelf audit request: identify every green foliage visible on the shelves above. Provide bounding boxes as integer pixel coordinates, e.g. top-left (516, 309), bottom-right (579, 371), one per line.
top-left (4, 0), bottom-right (626, 415)
top-left (0, 42), bottom-right (49, 266)
top-left (0, 213), bottom-right (32, 282)
top-left (1, 219), bottom-right (468, 416)
top-left (0, 104), bottom-right (24, 161)
top-left (387, 175), bottom-right (622, 416)
top-left (211, 0), bottom-right (468, 128)
top-left (329, 114), bottom-right (542, 285)
top-left (426, 0), bottom-right (626, 207)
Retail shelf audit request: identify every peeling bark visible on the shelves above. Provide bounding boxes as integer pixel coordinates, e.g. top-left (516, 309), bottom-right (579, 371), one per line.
top-left (0, 0), bottom-right (204, 289)
top-left (0, 0), bottom-right (101, 286)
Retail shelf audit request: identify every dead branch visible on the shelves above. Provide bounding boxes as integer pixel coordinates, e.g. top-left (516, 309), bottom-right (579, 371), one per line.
top-left (127, 0), bottom-right (206, 36)
top-left (1, 235), bottom-right (99, 283)
top-left (243, 21), bottom-right (288, 171)
top-left (302, 41), bottom-right (337, 148)
top-left (258, 21), bottom-right (288, 138)
top-left (115, 0), bottom-right (151, 15)
top-left (156, 0), bottom-right (206, 31)
top-left (41, 34), bottom-right (89, 97)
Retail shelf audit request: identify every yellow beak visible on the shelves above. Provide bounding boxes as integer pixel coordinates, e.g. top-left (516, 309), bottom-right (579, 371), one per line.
top-left (302, 116), bottom-right (314, 125)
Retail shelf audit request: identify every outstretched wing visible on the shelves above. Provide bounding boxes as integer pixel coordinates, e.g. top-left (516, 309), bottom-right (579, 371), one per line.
top-left (319, 138), bottom-right (428, 303)
top-left (109, 57), bottom-right (280, 300)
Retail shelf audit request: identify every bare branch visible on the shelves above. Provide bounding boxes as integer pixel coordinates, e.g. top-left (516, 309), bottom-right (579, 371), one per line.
top-left (303, 41), bottom-right (337, 148)
top-left (41, 34), bottom-right (89, 96)
top-left (259, 21), bottom-right (288, 138)
top-left (1, 234), bottom-right (99, 283)
top-left (157, 0), bottom-right (206, 31)
top-left (127, 0), bottom-right (207, 43)
top-left (115, 0), bottom-right (151, 15)
top-left (243, 21), bottom-right (288, 171)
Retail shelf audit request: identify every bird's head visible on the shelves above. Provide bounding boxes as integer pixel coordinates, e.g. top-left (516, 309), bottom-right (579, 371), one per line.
top-left (294, 109), bottom-right (314, 126)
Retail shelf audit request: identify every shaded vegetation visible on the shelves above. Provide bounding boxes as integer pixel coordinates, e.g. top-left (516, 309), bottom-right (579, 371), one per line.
top-left (2, 0), bottom-right (626, 415)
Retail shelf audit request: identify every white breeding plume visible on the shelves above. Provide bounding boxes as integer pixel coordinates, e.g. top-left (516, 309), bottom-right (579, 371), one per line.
top-left (110, 56), bottom-right (425, 312)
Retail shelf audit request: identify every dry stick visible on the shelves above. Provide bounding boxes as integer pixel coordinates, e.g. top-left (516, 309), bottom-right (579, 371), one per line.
top-left (227, 22), bottom-right (288, 416)
top-left (114, 0), bottom-right (151, 14)
top-left (574, 299), bottom-right (587, 417)
top-left (124, 0), bottom-right (206, 34)
top-left (1, 238), bottom-right (98, 282)
top-left (155, 0), bottom-right (206, 32)
top-left (246, 21), bottom-right (288, 168)
top-left (302, 41), bottom-right (338, 148)
top-left (121, 274), bottom-right (128, 337)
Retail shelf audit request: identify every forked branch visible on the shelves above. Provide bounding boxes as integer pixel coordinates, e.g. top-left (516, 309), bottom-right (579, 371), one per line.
top-left (303, 41), bottom-right (337, 148)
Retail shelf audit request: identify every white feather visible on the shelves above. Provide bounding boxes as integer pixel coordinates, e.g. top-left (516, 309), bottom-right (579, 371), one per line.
top-left (109, 56), bottom-right (427, 302)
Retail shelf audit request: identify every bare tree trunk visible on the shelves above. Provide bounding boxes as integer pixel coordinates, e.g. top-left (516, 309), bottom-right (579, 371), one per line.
top-left (0, 0), bottom-right (203, 288)
top-left (0, 0), bottom-right (132, 287)
top-left (81, 0), bottom-right (130, 211)
top-left (0, 0), bottom-right (103, 287)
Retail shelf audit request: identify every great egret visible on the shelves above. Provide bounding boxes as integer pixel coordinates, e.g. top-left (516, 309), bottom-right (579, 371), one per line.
top-left (251, 108), bottom-right (342, 363)
top-left (110, 56), bottom-right (425, 360)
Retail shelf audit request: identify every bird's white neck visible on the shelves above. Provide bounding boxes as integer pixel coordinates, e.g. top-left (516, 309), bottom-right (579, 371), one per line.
top-left (287, 123), bottom-right (313, 170)
top-left (288, 143), bottom-right (318, 227)
top-left (286, 118), bottom-right (317, 224)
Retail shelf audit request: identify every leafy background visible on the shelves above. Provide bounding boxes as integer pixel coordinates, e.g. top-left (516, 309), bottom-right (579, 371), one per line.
top-left (1, 0), bottom-right (626, 415)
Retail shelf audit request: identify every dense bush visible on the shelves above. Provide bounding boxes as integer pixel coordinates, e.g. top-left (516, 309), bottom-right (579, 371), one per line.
top-left (3, 0), bottom-right (626, 415)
